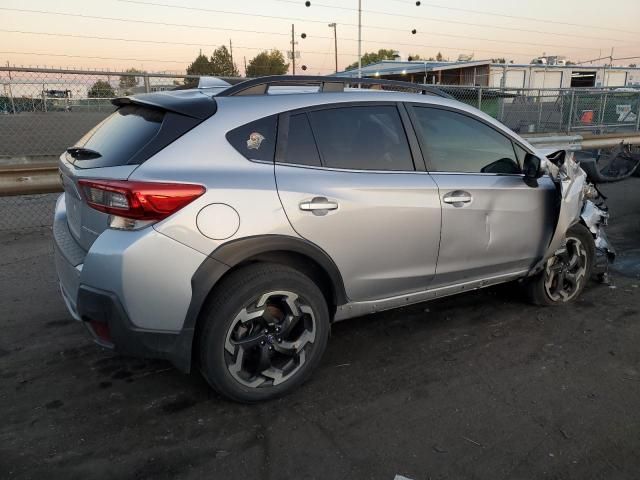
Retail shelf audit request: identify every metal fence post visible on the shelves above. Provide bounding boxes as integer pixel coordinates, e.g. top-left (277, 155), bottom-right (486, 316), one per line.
top-left (536, 89), bottom-right (542, 132)
top-left (559, 89), bottom-right (564, 132)
top-left (4, 82), bottom-right (16, 114)
top-left (599, 90), bottom-right (608, 133)
top-left (144, 74), bottom-right (151, 93)
top-left (567, 90), bottom-right (575, 133)
top-left (636, 91), bottom-right (640, 131)
top-left (478, 87), bottom-right (482, 110)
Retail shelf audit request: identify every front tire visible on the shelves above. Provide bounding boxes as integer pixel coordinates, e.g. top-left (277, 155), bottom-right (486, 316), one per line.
top-left (525, 224), bottom-right (595, 306)
top-left (198, 263), bottom-right (330, 403)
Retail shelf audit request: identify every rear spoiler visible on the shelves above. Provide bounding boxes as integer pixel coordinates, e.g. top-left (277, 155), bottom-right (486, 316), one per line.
top-left (112, 90), bottom-right (217, 120)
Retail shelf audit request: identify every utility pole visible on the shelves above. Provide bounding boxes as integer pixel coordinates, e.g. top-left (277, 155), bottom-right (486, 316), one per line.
top-left (243, 56), bottom-right (247, 77)
top-left (229, 39), bottom-right (234, 66)
top-left (604, 47), bottom-right (614, 87)
top-left (291, 24), bottom-right (296, 75)
top-left (357, 0), bottom-right (362, 79)
top-left (328, 23), bottom-right (338, 73)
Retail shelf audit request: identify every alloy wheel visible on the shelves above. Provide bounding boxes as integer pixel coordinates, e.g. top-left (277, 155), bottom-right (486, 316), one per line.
top-left (544, 236), bottom-right (588, 302)
top-left (223, 291), bottom-right (316, 388)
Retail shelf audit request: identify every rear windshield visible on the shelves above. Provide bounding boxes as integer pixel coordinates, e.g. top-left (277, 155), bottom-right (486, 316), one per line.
top-left (68, 105), bottom-right (164, 167)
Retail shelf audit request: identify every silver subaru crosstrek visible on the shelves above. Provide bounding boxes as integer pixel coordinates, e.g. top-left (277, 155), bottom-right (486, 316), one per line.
top-left (54, 76), bottom-right (612, 402)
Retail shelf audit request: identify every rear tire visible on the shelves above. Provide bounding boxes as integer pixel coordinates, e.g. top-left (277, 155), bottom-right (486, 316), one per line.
top-left (198, 263), bottom-right (330, 403)
top-left (525, 224), bottom-right (595, 306)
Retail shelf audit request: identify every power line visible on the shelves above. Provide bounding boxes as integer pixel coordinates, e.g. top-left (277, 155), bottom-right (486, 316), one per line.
top-left (270, 0), bottom-right (638, 44)
top-left (0, 27), bottom-right (579, 63)
top-left (117, 0), bottom-right (344, 26)
top-left (0, 7), bottom-right (311, 39)
top-left (0, 50), bottom-right (337, 71)
top-left (0, 50), bottom-right (191, 64)
top-left (3, 6), bottom-right (629, 63)
top-left (0, 4), bottom-right (628, 55)
top-left (0, 29), bottom-right (360, 57)
top-left (385, 0), bottom-right (638, 35)
top-left (0, 7), bottom-right (563, 59)
top-left (113, 0), bottom-right (621, 53)
top-left (0, 26), bottom-right (572, 64)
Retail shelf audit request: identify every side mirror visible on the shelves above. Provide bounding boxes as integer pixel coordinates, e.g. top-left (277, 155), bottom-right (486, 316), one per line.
top-left (523, 153), bottom-right (543, 180)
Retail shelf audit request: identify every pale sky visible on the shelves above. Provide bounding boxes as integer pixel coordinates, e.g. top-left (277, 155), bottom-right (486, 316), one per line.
top-left (1, 0), bottom-right (639, 75)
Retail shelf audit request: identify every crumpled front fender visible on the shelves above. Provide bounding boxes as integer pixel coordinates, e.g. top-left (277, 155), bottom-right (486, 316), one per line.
top-left (529, 151), bottom-right (614, 276)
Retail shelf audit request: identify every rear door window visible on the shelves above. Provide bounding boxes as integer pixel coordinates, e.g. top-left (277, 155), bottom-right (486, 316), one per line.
top-left (69, 105), bottom-right (164, 167)
top-left (307, 105), bottom-right (414, 171)
top-left (227, 115), bottom-right (278, 162)
top-left (281, 113), bottom-right (321, 167)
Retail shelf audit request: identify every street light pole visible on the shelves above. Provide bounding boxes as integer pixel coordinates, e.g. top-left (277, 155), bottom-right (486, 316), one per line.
top-left (357, 0), bottom-right (362, 79)
top-left (328, 23), bottom-right (338, 73)
top-left (291, 24), bottom-right (296, 75)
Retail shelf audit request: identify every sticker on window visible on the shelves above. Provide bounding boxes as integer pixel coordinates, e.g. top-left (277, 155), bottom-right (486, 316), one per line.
top-left (247, 132), bottom-right (265, 150)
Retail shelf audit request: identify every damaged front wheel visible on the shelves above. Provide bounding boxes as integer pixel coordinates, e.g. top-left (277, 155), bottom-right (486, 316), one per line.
top-left (525, 224), bottom-right (595, 306)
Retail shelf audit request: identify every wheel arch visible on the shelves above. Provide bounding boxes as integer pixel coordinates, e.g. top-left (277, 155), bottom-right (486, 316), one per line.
top-left (179, 235), bottom-right (348, 372)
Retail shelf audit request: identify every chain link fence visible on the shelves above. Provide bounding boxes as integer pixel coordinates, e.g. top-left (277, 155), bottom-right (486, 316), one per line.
top-left (441, 86), bottom-right (640, 135)
top-left (2, 67), bottom-right (639, 161)
top-left (0, 67), bottom-right (207, 159)
top-left (0, 193), bottom-right (58, 232)
top-left (1, 66), bottom-right (640, 234)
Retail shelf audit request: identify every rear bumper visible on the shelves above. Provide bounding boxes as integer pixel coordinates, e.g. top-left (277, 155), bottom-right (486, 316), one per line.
top-left (77, 286), bottom-right (194, 371)
top-left (53, 194), bottom-right (83, 320)
top-left (53, 192), bottom-right (215, 372)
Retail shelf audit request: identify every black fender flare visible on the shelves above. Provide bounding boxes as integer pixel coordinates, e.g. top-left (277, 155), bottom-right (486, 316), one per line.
top-left (175, 235), bottom-right (348, 372)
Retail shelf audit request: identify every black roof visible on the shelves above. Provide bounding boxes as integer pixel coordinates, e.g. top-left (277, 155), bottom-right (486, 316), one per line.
top-left (111, 76), bottom-right (454, 118)
top-left (217, 75), bottom-right (454, 99)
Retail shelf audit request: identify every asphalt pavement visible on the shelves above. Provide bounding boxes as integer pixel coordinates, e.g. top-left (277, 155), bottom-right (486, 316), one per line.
top-left (1, 178), bottom-right (639, 480)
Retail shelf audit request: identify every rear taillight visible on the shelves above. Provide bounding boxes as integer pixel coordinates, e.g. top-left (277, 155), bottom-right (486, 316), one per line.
top-left (78, 179), bottom-right (205, 223)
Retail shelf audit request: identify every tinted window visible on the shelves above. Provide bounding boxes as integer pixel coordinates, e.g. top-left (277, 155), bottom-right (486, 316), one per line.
top-left (412, 107), bottom-right (520, 174)
top-left (282, 113), bottom-right (321, 166)
top-left (513, 142), bottom-right (528, 168)
top-left (227, 115), bottom-right (278, 162)
top-left (71, 105), bottom-right (164, 167)
top-left (307, 106), bottom-right (414, 171)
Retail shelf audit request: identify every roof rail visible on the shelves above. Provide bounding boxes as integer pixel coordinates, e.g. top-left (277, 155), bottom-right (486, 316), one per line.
top-left (216, 75), bottom-right (453, 99)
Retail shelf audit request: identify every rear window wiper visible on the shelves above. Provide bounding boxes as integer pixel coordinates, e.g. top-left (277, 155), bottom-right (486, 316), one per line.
top-left (66, 147), bottom-right (102, 160)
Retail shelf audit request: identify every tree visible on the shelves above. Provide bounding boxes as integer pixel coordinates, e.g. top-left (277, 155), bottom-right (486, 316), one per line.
top-left (407, 53), bottom-right (421, 61)
top-left (210, 46), bottom-right (239, 77)
top-left (246, 50), bottom-right (289, 77)
top-left (118, 68), bottom-right (144, 91)
top-left (88, 80), bottom-right (115, 98)
top-left (491, 58), bottom-right (506, 64)
top-left (185, 53), bottom-right (213, 86)
top-left (345, 49), bottom-right (398, 70)
top-left (435, 51), bottom-right (444, 62)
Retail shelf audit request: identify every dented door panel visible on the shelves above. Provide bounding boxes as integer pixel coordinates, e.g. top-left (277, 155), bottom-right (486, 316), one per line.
top-left (431, 173), bottom-right (557, 287)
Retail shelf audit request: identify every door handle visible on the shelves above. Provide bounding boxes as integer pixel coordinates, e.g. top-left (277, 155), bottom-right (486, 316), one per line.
top-left (299, 197), bottom-right (339, 213)
top-left (442, 190), bottom-right (472, 206)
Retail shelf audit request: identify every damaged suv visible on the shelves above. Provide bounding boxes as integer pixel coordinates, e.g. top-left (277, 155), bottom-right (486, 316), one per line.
top-left (53, 76), bottom-right (614, 402)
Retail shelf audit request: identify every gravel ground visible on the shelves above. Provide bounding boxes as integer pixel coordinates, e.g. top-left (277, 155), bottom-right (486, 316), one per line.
top-left (1, 179), bottom-right (639, 480)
